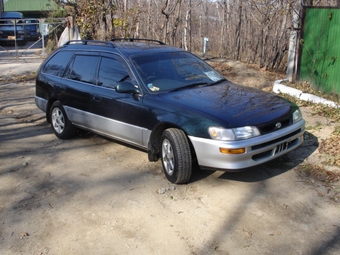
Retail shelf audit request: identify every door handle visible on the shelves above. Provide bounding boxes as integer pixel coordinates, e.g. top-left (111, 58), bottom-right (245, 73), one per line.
top-left (92, 95), bottom-right (102, 102)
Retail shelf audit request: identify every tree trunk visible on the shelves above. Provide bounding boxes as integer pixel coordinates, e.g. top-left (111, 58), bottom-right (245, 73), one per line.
top-left (234, 1), bottom-right (243, 60)
top-left (184, 10), bottom-right (190, 51)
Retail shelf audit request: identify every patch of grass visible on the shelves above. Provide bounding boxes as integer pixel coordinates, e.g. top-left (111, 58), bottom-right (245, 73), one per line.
top-left (305, 121), bottom-right (323, 132)
top-left (295, 163), bottom-right (340, 203)
top-left (319, 136), bottom-right (340, 167)
top-left (296, 164), bottom-right (340, 184)
top-left (333, 125), bottom-right (340, 136)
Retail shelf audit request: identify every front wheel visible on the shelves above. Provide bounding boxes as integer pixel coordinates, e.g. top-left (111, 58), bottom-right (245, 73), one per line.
top-left (50, 101), bottom-right (76, 139)
top-left (160, 128), bottom-right (192, 184)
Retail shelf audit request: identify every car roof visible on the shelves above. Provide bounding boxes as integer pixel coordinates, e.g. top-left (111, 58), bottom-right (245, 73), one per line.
top-left (59, 39), bottom-right (184, 58)
top-left (1, 12), bottom-right (24, 19)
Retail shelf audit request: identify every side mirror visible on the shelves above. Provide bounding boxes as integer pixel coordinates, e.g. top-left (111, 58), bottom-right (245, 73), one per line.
top-left (115, 81), bottom-right (140, 94)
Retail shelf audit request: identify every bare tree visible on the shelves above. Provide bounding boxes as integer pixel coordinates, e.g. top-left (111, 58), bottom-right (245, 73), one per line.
top-left (161, 0), bottom-right (182, 44)
top-left (56, 0), bottom-right (340, 72)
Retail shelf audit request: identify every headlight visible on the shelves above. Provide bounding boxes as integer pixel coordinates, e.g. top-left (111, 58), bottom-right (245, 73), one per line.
top-left (209, 126), bottom-right (260, 141)
top-left (292, 109), bottom-right (302, 123)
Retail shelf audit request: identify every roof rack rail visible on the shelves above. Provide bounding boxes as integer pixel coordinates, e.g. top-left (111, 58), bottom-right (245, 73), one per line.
top-left (111, 38), bottom-right (166, 45)
top-left (64, 40), bottom-right (115, 47)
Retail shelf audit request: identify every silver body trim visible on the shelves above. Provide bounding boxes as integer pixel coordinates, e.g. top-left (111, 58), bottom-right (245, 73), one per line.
top-left (64, 106), bottom-right (150, 149)
top-left (189, 119), bottom-right (305, 170)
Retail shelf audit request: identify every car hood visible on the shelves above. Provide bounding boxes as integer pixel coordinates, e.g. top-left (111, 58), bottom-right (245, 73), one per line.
top-left (0, 25), bottom-right (24, 30)
top-left (157, 81), bottom-right (294, 128)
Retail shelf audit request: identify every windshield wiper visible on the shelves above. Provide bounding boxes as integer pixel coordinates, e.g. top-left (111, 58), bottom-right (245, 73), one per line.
top-left (170, 82), bottom-right (209, 92)
top-left (207, 78), bottom-right (227, 86)
top-left (118, 75), bottom-right (130, 82)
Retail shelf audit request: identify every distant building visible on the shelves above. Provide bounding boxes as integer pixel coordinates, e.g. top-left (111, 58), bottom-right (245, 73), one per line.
top-left (4, 0), bottom-right (59, 18)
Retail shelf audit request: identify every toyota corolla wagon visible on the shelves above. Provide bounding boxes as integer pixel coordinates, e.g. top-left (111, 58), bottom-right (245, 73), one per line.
top-left (35, 39), bottom-right (305, 184)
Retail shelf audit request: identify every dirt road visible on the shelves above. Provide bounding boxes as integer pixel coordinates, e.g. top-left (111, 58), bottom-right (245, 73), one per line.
top-left (0, 60), bottom-right (339, 255)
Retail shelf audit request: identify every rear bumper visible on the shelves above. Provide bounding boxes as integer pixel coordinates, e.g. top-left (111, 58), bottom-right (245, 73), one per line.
top-left (35, 96), bottom-right (47, 112)
top-left (189, 119), bottom-right (305, 170)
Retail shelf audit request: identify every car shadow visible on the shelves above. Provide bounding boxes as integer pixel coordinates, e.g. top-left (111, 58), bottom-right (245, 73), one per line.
top-left (189, 131), bottom-right (318, 183)
top-left (71, 128), bottom-right (318, 185)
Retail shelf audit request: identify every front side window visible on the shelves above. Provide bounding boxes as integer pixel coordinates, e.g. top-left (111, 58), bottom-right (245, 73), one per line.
top-left (98, 57), bottom-right (130, 89)
top-left (43, 51), bottom-right (74, 77)
top-left (67, 55), bottom-right (100, 84)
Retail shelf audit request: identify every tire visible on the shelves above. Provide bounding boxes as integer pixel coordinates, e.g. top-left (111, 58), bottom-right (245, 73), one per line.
top-left (160, 128), bottom-right (192, 184)
top-left (50, 101), bottom-right (77, 139)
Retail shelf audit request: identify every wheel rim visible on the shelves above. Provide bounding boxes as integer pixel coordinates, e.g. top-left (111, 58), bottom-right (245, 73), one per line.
top-left (162, 138), bottom-right (175, 176)
top-left (51, 107), bottom-right (65, 134)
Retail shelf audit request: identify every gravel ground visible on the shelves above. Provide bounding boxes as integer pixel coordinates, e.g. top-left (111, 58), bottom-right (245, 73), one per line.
top-left (0, 57), bottom-right (339, 255)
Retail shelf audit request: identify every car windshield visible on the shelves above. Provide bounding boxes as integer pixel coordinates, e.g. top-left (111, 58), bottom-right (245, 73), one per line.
top-left (131, 51), bottom-right (225, 92)
top-left (0, 20), bottom-right (13, 24)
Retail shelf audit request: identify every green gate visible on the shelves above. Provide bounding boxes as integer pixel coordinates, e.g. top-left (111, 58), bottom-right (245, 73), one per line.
top-left (299, 7), bottom-right (340, 94)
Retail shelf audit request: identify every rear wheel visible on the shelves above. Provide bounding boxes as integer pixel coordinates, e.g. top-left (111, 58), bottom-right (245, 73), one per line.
top-left (160, 128), bottom-right (192, 184)
top-left (50, 101), bottom-right (77, 139)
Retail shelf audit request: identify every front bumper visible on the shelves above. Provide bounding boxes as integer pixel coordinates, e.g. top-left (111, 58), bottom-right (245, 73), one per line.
top-left (26, 32), bottom-right (39, 40)
top-left (0, 35), bottom-right (26, 42)
top-left (189, 119), bottom-right (305, 170)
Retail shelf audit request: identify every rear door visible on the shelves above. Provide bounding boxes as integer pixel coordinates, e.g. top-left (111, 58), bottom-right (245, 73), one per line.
top-left (61, 52), bottom-right (100, 127)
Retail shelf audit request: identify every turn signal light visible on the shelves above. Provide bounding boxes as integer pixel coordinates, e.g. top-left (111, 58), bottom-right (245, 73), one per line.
top-left (219, 148), bottom-right (246, 154)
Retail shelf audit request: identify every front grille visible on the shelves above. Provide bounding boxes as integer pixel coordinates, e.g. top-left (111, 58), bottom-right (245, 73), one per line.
top-left (258, 117), bottom-right (291, 134)
top-left (251, 129), bottom-right (301, 151)
top-left (252, 137), bottom-right (299, 161)
top-left (3, 31), bottom-right (14, 36)
top-left (276, 141), bottom-right (289, 153)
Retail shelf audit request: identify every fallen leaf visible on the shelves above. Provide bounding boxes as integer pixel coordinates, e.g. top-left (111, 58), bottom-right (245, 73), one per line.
top-left (243, 229), bottom-right (252, 238)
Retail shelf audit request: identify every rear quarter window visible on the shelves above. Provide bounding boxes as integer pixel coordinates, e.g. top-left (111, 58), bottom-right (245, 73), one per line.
top-left (43, 51), bottom-right (74, 77)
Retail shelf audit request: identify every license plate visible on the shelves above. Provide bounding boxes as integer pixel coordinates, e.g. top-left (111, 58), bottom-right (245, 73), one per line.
top-left (7, 36), bottom-right (16, 40)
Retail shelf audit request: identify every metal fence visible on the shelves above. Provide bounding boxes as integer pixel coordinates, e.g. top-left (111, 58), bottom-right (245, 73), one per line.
top-left (0, 18), bottom-right (66, 61)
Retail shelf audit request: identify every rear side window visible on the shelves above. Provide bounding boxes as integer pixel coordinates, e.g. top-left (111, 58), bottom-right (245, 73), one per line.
top-left (66, 55), bottom-right (100, 84)
top-left (98, 57), bottom-right (130, 88)
top-left (43, 51), bottom-right (74, 77)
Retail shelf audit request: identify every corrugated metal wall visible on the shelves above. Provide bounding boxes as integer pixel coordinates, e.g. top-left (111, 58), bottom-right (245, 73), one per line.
top-left (299, 7), bottom-right (340, 94)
